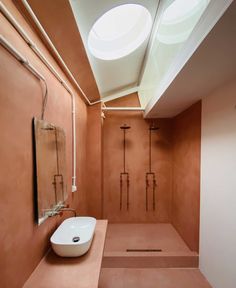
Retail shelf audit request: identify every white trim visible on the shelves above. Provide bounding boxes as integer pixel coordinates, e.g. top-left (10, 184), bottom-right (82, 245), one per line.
top-left (21, 0), bottom-right (101, 106)
top-left (0, 35), bottom-right (45, 81)
top-left (102, 86), bottom-right (139, 103)
top-left (138, 0), bottom-right (162, 85)
top-left (0, 2), bottom-right (78, 192)
top-left (144, 0), bottom-right (234, 117)
top-left (102, 107), bottom-right (144, 111)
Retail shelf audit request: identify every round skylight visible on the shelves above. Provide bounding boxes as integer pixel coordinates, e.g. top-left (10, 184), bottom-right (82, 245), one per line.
top-left (162, 0), bottom-right (207, 25)
top-left (157, 0), bottom-right (209, 44)
top-left (88, 4), bottom-right (152, 60)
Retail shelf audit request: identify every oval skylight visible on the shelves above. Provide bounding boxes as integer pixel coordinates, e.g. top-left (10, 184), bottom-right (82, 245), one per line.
top-left (162, 0), bottom-right (208, 25)
top-left (157, 0), bottom-right (209, 44)
top-left (88, 4), bottom-right (152, 60)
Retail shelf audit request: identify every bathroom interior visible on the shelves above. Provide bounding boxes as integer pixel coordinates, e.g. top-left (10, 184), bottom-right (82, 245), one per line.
top-left (0, 0), bottom-right (235, 287)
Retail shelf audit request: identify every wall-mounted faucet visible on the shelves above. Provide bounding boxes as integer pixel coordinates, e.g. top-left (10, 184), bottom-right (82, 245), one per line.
top-left (59, 208), bottom-right (77, 217)
top-left (44, 203), bottom-right (77, 217)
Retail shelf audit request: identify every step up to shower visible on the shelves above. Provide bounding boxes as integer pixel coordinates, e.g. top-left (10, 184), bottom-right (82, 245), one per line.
top-left (102, 251), bottom-right (198, 268)
top-left (103, 224), bottom-right (199, 269)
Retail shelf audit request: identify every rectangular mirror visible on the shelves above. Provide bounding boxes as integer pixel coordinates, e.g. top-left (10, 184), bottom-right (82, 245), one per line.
top-left (33, 118), bottom-right (67, 225)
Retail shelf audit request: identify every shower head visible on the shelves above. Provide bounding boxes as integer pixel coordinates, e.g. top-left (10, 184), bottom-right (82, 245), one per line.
top-left (120, 124), bottom-right (131, 130)
top-left (149, 125), bottom-right (159, 131)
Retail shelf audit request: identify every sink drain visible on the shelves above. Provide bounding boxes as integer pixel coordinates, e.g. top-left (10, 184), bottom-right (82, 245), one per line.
top-left (72, 236), bottom-right (80, 243)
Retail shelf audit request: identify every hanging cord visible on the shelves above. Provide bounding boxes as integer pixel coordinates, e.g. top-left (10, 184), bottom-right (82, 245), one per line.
top-left (41, 78), bottom-right (48, 120)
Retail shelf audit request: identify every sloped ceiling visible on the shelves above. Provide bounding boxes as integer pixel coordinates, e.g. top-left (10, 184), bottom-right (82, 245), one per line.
top-left (69, 0), bottom-right (159, 100)
top-left (19, 0), bottom-right (101, 102)
top-left (145, 0), bottom-right (236, 118)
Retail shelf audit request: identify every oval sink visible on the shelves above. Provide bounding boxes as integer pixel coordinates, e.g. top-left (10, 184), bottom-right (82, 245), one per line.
top-left (50, 217), bottom-right (96, 257)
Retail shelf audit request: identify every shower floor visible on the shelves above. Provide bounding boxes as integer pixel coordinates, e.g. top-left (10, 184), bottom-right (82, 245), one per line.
top-left (102, 223), bottom-right (198, 268)
top-left (99, 268), bottom-right (212, 288)
top-left (100, 224), bottom-right (210, 288)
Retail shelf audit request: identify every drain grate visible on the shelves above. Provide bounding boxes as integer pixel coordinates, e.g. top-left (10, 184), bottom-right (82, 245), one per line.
top-left (126, 249), bottom-right (162, 252)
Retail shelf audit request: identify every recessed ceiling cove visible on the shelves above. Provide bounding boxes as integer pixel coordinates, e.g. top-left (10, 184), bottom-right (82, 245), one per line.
top-left (69, 0), bottom-right (159, 99)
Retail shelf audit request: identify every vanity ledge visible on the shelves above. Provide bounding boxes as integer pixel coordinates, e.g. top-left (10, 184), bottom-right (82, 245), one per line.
top-left (24, 220), bottom-right (108, 288)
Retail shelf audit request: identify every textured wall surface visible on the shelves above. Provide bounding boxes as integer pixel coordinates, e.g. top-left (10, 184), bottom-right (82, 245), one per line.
top-left (0, 1), bottom-right (88, 287)
top-left (86, 103), bottom-right (103, 218)
top-left (0, 1), bottom-right (203, 286)
top-left (103, 95), bottom-right (201, 251)
top-left (172, 102), bottom-right (201, 252)
top-left (103, 94), bottom-right (173, 222)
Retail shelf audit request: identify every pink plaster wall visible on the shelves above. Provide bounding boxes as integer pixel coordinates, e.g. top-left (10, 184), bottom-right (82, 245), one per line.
top-left (102, 94), bottom-right (173, 222)
top-left (0, 1), bottom-right (88, 287)
top-left (172, 102), bottom-right (201, 252)
top-left (102, 95), bottom-right (201, 250)
top-left (0, 1), bottom-right (202, 286)
top-left (86, 103), bottom-right (103, 218)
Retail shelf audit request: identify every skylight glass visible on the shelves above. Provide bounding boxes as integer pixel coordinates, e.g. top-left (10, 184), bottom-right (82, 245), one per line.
top-left (138, 0), bottom-right (210, 108)
top-left (88, 4), bottom-right (152, 60)
top-left (158, 0), bottom-right (210, 44)
top-left (162, 0), bottom-right (207, 24)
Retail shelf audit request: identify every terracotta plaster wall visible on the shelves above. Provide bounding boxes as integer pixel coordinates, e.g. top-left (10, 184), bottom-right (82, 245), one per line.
top-left (103, 94), bottom-right (173, 222)
top-left (0, 1), bottom-right (87, 287)
top-left (86, 103), bottom-right (103, 218)
top-left (172, 102), bottom-right (201, 252)
top-left (24, 0), bottom-right (100, 101)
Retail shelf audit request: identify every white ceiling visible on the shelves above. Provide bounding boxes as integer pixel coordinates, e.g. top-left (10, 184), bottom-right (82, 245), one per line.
top-left (145, 0), bottom-right (236, 118)
top-left (69, 0), bottom-right (159, 99)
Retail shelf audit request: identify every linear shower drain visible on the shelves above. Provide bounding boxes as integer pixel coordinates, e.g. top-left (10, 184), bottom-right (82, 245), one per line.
top-left (126, 249), bottom-right (162, 252)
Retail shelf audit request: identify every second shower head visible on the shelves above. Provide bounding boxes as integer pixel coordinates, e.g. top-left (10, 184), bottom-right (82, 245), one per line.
top-left (120, 124), bottom-right (131, 130)
top-left (149, 125), bottom-right (159, 131)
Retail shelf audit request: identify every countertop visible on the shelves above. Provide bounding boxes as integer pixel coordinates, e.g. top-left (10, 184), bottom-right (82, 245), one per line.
top-left (24, 220), bottom-right (108, 288)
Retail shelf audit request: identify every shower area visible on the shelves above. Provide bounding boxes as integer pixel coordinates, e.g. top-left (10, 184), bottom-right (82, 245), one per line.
top-left (101, 97), bottom-right (201, 269)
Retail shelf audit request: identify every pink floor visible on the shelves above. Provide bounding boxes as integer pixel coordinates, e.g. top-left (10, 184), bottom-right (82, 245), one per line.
top-left (104, 223), bottom-right (191, 253)
top-left (99, 268), bottom-right (212, 288)
top-left (102, 224), bottom-right (198, 269)
top-left (99, 224), bottom-right (212, 287)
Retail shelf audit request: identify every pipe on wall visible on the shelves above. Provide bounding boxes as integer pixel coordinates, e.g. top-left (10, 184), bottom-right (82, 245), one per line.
top-left (102, 107), bottom-right (145, 111)
top-left (21, 0), bottom-right (101, 106)
top-left (0, 4), bottom-right (78, 192)
top-left (0, 35), bottom-right (45, 81)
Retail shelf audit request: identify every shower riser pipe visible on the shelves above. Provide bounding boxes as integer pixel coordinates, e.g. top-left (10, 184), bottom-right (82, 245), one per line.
top-left (146, 172), bottom-right (156, 211)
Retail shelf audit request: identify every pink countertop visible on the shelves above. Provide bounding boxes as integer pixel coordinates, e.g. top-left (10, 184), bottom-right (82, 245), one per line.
top-left (24, 220), bottom-right (108, 288)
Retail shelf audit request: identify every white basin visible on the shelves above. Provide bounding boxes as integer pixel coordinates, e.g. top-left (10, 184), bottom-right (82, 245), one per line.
top-left (50, 217), bottom-right (96, 257)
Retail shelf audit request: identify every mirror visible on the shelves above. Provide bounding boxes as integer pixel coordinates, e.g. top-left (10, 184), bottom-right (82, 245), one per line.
top-left (33, 118), bottom-right (67, 225)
